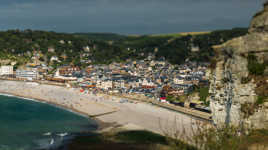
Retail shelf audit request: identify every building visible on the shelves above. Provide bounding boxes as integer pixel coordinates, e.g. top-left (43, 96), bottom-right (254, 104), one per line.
top-left (141, 78), bottom-right (156, 87)
top-left (48, 47), bottom-right (55, 53)
top-left (16, 69), bottom-right (38, 80)
top-left (173, 78), bottom-right (184, 84)
top-left (58, 66), bottom-right (80, 76)
top-left (83, 46), bottom-right (91, 52)
top-left (50, 56), bottom-right (59, 62)
top-left (113, 80), bottom-right (125, 89)
top-left (0, 66), bottom-right (13, 76)
top-left (97, 80), bottom-right (113, 90)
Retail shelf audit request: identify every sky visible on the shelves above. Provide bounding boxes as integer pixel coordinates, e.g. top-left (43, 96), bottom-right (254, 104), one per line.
top-left (0, 0), bottom-right (264, 34)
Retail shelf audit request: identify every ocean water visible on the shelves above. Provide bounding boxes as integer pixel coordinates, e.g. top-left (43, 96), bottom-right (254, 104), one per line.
top-left (0, 94), bottom-right (98, 150)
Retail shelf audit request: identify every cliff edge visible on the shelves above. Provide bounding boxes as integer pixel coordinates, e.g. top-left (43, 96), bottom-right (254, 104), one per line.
top-left (209, 3), bottom-right (268, 129)
top-left (249, 2), bottom-right (268, 33)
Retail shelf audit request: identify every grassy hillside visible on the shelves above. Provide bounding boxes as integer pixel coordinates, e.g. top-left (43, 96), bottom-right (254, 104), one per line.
top-left (0, 28), bottom-right (248, 67)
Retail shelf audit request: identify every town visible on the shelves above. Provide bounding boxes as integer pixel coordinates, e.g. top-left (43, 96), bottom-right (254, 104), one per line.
top-left (0, 50), bottom-right (211, 114)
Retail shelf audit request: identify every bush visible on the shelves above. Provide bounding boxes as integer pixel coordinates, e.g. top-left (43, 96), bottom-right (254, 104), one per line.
top-left (248, 54), bottom-right (266, 76)
top-left (199, 87), bottom-right (209, 103)
top-left (209, 58), bottom-right (217, 70)
top-left (256, 96), bottom-right (267, 105)
top-left (241, 76), bottom-right (251, 84)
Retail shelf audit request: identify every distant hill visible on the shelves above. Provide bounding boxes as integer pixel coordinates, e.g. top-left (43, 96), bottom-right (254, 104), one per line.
top-left (0, 28), bottom-right (248, 68)
top-left (73, 33), bottom-right (127, 41)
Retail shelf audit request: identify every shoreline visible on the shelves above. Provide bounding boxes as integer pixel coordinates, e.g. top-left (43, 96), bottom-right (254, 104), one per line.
top-left (0, 91), bottom-right (113, 132)
top-left (0, 80), bottom-right (206, 136)
top-left (0, 92), bottom-right (90, 119)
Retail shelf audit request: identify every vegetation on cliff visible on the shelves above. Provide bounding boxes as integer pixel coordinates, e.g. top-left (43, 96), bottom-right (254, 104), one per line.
top-left (245, 54), bottom-right (268, 106)
top-left (247, 54), bottom-right (267, 76)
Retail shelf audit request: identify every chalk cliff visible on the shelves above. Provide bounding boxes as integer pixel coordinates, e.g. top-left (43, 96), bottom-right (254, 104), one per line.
top-left (209, 3), bottom-right (268, 129)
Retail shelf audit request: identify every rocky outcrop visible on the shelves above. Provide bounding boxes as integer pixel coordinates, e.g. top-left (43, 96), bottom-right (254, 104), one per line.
top-left (249, 2), bottom-right (268, 33)
top-left (209, 3), bottom-right (268, 129)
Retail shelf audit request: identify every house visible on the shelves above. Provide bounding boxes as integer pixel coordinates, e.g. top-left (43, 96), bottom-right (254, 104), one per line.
top-left (58, 66), bottom-right (80, 77)
top-left (61, 53), bottom-right (68, 60)
top-left (50, 56), bottom-right (59, 62)
top-left (113, 79), bottom-right (125, 89)
top-left (97, 80), bottom-right (113, 90)
top-left (128, 78), bottom-right (140, 88)
top-left (191, 44), bottom-right (200, 52)
top-left (59, 40), bottom-right (65, 44)
top-left (0, 66), bottom-right (13, 76)
top-left (168, 89), bottom-right (184, 96)
top-left (83, 46), bottom-right (91, 52)
top-left (53, 69), bottom-right (77, 81)
top-left (48, 47), bottom-right (55, 53)
top-left (141, 78), bottom-right (156, 87)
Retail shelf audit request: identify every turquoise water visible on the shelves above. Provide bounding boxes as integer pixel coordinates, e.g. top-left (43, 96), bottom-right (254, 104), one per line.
top-left (0, 94), bottom-right (98, 150)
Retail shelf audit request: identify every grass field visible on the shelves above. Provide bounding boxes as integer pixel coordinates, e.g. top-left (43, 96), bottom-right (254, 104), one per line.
top-left (149, 31), bottom-right (211, 38)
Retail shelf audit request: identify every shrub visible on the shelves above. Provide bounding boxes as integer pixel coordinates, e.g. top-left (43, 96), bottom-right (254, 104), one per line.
top-left (256, 96), bottom-right (267, 105)
top-left (199, 87), bottom-right (209, 103)
top-left (241, 76), bottom-right (251, 84)
top-left (209, 58), bottom-right (217, 70)
top-left (247, 54), bottom-right (266, 76)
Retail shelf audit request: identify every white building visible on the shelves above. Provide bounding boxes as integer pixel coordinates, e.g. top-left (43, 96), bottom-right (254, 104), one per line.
top-left (16, 69), bottom-right (38, 80)
top-left (83, 46), bottom-right (90, 52)
top-left (54, 69), bottom-right (77, 81)
top-left (50, 56), bottom-right (59, 62)
top-left (141, 79), bottom-right (155, 87)
top-left (97, 80), bottom-right (113, 90)
top-left (113, 80), bottom-right (125, 89)
top-left (48, 47), bottom-right (55, 53)
top-left (0, 66), bottom-right (13, 75)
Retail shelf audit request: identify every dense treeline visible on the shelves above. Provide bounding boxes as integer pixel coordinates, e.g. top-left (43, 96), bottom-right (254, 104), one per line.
top-left (0, 28), bottom-right (248, 67)
top-left (0, 30), bottom-right (87, 61)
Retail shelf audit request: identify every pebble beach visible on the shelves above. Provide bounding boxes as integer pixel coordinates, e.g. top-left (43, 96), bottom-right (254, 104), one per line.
top-left (0, 80), bottom-right (203, 136)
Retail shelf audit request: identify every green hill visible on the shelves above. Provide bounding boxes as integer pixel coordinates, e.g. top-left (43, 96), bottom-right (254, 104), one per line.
top-left (0, 28), bottom-right (248, 68)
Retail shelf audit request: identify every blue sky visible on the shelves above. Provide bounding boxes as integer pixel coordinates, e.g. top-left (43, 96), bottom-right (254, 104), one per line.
top-left (0, 0), bottom-right (264, 34)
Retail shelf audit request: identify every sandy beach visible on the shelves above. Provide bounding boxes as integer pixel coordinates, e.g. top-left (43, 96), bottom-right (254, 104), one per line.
top-left (0, 80), bottom-right (204, 136)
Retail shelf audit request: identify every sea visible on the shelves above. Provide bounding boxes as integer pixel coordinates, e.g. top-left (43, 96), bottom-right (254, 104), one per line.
top-left (0, 94), bottom-right (98, 150)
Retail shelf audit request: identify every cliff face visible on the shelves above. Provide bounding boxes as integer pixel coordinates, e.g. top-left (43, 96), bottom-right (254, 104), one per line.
top-left (209, 3), bottom-right (268, 129)
top-left (249, 3), bottom-right (268, 33)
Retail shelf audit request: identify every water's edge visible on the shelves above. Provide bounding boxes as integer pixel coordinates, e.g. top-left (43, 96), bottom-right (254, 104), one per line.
top-left (0, 93), bottom-right (105, 150)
